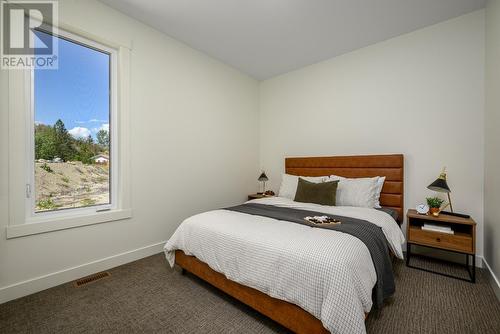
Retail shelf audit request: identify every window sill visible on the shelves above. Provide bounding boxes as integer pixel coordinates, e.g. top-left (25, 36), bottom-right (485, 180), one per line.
top-left (5, 209), bottom-right (132, 239)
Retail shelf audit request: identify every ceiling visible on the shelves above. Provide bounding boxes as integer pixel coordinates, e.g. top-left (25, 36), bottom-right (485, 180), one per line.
top-left (100, 0), bottom-right (485, 80)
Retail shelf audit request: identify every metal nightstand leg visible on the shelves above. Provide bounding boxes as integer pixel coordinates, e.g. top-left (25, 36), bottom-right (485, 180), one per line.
top-left (406, 243), bottom-right (411, 265)
top-left (466, 254), bottom-right (476, 283)
top-left (405, 243), bottom-right (475, 283)
top-left (473, 255), bottom-right (476, 283)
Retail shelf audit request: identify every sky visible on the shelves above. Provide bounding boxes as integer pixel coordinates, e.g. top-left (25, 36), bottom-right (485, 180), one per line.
top-left (35, 30), bottom-right (110, 139)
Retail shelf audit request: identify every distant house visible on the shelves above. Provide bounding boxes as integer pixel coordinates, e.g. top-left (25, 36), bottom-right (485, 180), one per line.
top-left (93, 154), bottom-right (109, 164)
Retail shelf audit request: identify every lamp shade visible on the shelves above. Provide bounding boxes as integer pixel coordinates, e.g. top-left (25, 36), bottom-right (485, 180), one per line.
top-left (258, 172), bottom-right (269, 182)
top-left (427, 169), bottom-right (450, 193)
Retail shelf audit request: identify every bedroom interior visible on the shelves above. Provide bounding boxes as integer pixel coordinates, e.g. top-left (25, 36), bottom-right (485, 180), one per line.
top-left (0, 0), bottom-right (499, 333)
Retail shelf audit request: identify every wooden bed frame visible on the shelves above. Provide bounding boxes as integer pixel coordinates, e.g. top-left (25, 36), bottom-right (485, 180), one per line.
top-left (175, 154), bottom-right (404, 333)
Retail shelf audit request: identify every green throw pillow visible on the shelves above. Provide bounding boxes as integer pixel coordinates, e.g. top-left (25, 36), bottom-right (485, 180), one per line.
top-left (294, 178), bottom-right (338, 206)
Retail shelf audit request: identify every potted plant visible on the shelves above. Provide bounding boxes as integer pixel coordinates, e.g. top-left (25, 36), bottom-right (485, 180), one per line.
top-left (426, 197), bottom-right (445, 217)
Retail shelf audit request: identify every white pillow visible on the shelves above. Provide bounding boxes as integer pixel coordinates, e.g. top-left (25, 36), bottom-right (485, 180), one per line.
top-left (374, 176), bottom-right (386, 209)
top-left (329, 175), bottom-right (380, 208)
top-left (278, 174), bottom-right (328, 200)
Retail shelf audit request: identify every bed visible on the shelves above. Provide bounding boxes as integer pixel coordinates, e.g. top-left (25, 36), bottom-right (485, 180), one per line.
top-left (164, 154), bottom-right (405, 334)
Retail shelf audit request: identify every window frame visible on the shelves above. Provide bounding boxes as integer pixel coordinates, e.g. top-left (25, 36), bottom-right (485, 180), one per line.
top-left (5, 20), bottom-right (132, 239)
top-left (25, 27), bottom-right (119, 222)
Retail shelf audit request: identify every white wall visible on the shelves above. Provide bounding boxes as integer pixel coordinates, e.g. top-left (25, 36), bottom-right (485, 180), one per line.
top-left (0, 0), bottom-right (259, 301)
top-left (485, 0), bottom-right (500, 291)
top-left (259, 11), bottom-right (485, 255)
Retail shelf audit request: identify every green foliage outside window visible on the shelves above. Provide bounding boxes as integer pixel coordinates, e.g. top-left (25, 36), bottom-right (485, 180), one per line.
top-left (34, 119), bottom-right (109, 164)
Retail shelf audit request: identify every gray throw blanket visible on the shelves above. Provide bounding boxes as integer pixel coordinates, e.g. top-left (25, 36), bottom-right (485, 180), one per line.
top-left (224, 203), bottom-right (395, 308)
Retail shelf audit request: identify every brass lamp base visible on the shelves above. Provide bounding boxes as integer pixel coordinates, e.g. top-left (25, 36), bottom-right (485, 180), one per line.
top-left (442, 193), bottom-right (470, 218)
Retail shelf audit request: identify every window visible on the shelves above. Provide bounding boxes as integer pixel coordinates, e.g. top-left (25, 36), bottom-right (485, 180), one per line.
top-left (28, 28), bottom-right (117, 217)
top-left (6, 22), bottom-right (131, 238)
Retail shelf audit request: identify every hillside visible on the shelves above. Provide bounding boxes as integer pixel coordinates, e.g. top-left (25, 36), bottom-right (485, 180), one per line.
top-left (35, 161), bottom-right (109, 211)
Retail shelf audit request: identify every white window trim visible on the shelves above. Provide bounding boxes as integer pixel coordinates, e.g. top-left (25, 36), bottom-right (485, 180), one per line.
top-left (6, 24), bottom-right (132, 239)
top-left (6, 209), bottom-right (133, 239)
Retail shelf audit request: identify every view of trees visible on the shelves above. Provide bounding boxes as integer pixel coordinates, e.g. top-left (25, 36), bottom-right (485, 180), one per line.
top-left (35, 119), bottom-right (109, 164)
top-left (96, 129), bottom-right (109, 147)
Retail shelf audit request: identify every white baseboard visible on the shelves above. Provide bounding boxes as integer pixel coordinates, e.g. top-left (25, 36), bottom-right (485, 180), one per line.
top-left (0, 241), bottom-right (166, 304)
top-left (482, 257), bottom-right (500, 302)
top-left (476, 255), bottom-right (484, 268)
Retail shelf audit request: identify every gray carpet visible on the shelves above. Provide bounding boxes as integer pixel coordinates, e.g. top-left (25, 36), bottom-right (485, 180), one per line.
top-left (1, 253), bottom-right (499, 334)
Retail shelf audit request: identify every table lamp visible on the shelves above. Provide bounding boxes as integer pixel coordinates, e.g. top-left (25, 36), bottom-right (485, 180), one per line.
top-left (258, 172), bottom-right (268, 194)
top-left (427, 168), bottom-right (469, 218)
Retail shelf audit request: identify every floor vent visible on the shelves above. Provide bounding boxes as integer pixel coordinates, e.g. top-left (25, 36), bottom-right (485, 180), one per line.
top-left (74, 271), bottom-right (111, 287)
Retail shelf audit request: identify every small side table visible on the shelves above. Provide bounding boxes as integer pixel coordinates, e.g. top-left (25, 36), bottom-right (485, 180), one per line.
top-left (406, 209), bottom-right (476, 283)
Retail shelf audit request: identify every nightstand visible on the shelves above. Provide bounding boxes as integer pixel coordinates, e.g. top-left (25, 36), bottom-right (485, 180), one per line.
top-left (406, 209), bottom-right (476, 283)
top-left (248, 193), bottom-right (273, 200)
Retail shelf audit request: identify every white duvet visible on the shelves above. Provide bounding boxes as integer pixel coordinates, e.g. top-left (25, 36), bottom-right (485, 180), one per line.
top-left (164, 197), bottom-right (405, 334)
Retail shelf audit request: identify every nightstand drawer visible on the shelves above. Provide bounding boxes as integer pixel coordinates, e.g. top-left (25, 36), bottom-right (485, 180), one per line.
top-left (409, 227), bottom-right (473, 253)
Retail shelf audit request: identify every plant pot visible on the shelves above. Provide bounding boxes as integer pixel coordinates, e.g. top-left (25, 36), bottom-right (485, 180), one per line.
top-left (430, 207), bottom-right (440, 217)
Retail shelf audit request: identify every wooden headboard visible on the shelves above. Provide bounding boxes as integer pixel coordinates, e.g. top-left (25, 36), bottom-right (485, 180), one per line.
top-left (285, 154), bottom-right (404, 223)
